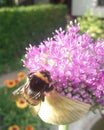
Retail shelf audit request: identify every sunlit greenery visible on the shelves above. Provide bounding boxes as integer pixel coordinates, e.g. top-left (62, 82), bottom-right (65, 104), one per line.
top-left (77, 12), bottom-right (104, 40)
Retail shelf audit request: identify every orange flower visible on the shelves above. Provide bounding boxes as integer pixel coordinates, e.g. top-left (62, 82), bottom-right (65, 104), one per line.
top-left (17, 72), bottom-right (26, 81)
top-left (8, 125), bottom-right (20, 130)
top-left (14, 79), bottom-right (19, 84)
top-left (4, 80), bottom-right (16, 88)
top-left (16, 98), bottom-right (28, 109)
top-left (25, 125), bottom-right (34, 130)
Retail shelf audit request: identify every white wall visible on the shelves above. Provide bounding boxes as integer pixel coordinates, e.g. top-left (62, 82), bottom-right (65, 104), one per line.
top-left (72, 0), bottom-right (104, 17)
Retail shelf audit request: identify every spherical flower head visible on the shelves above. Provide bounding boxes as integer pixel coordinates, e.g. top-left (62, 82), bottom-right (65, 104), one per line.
top-left (23, 24), bottom-right (104, 108)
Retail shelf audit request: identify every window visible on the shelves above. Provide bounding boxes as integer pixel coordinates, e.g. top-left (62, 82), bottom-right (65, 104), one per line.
top-left (98, 0), bottom-right (104, 6)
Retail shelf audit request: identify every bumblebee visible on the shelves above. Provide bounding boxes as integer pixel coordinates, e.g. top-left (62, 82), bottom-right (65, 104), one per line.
top-left (12, 70), bottom-right (91, 125)
top-left (12, 70), bottom-right (54, 106)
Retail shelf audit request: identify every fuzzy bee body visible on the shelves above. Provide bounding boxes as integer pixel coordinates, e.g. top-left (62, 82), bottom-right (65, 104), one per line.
top-left (12, 70), bottom-right (54, 106)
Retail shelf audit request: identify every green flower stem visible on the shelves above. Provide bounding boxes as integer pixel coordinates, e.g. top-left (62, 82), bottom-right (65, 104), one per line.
top-left (58, 125), bottom-right (69, 130)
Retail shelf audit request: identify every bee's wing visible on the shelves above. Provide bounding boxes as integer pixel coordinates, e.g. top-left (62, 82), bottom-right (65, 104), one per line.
top-left (29, 103), bottom-right (41, 116)
top-left (61, 98), bottom-right (91, 123)
top-left (10, 85), bottom-right (24, 101)
top-left (38, 90), bottom-right (91, 125)
top-left (11, 78), bottom-right (29, 101)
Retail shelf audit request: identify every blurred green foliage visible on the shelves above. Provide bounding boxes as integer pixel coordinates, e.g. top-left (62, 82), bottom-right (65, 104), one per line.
top-left (0, 4), bottom-right (67, 74)
top-left (77, 12), bottom-right (104, 40)
top-left (0, 0), bottom-right (14, 7)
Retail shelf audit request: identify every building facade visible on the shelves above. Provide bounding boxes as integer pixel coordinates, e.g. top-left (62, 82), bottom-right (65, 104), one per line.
top-left (72, 0), bottom-right (104, 17)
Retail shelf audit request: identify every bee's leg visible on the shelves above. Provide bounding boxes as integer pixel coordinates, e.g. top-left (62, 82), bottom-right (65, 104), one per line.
top-left (45, 82), bottom-right (55, 92)
top-left (41, 94), bottom-right (45, 102)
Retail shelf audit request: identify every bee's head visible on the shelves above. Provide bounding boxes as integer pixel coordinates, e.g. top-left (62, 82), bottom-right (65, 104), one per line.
top-left (28, 70), bottom-right (54, 93)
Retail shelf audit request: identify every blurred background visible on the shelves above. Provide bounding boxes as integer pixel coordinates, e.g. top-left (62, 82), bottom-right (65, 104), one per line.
top-left (0, 0), bottom-right (104, 130)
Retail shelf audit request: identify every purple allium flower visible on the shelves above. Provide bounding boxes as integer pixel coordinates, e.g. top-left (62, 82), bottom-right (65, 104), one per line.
top-left (23, 24), bottom-right (104, 110)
